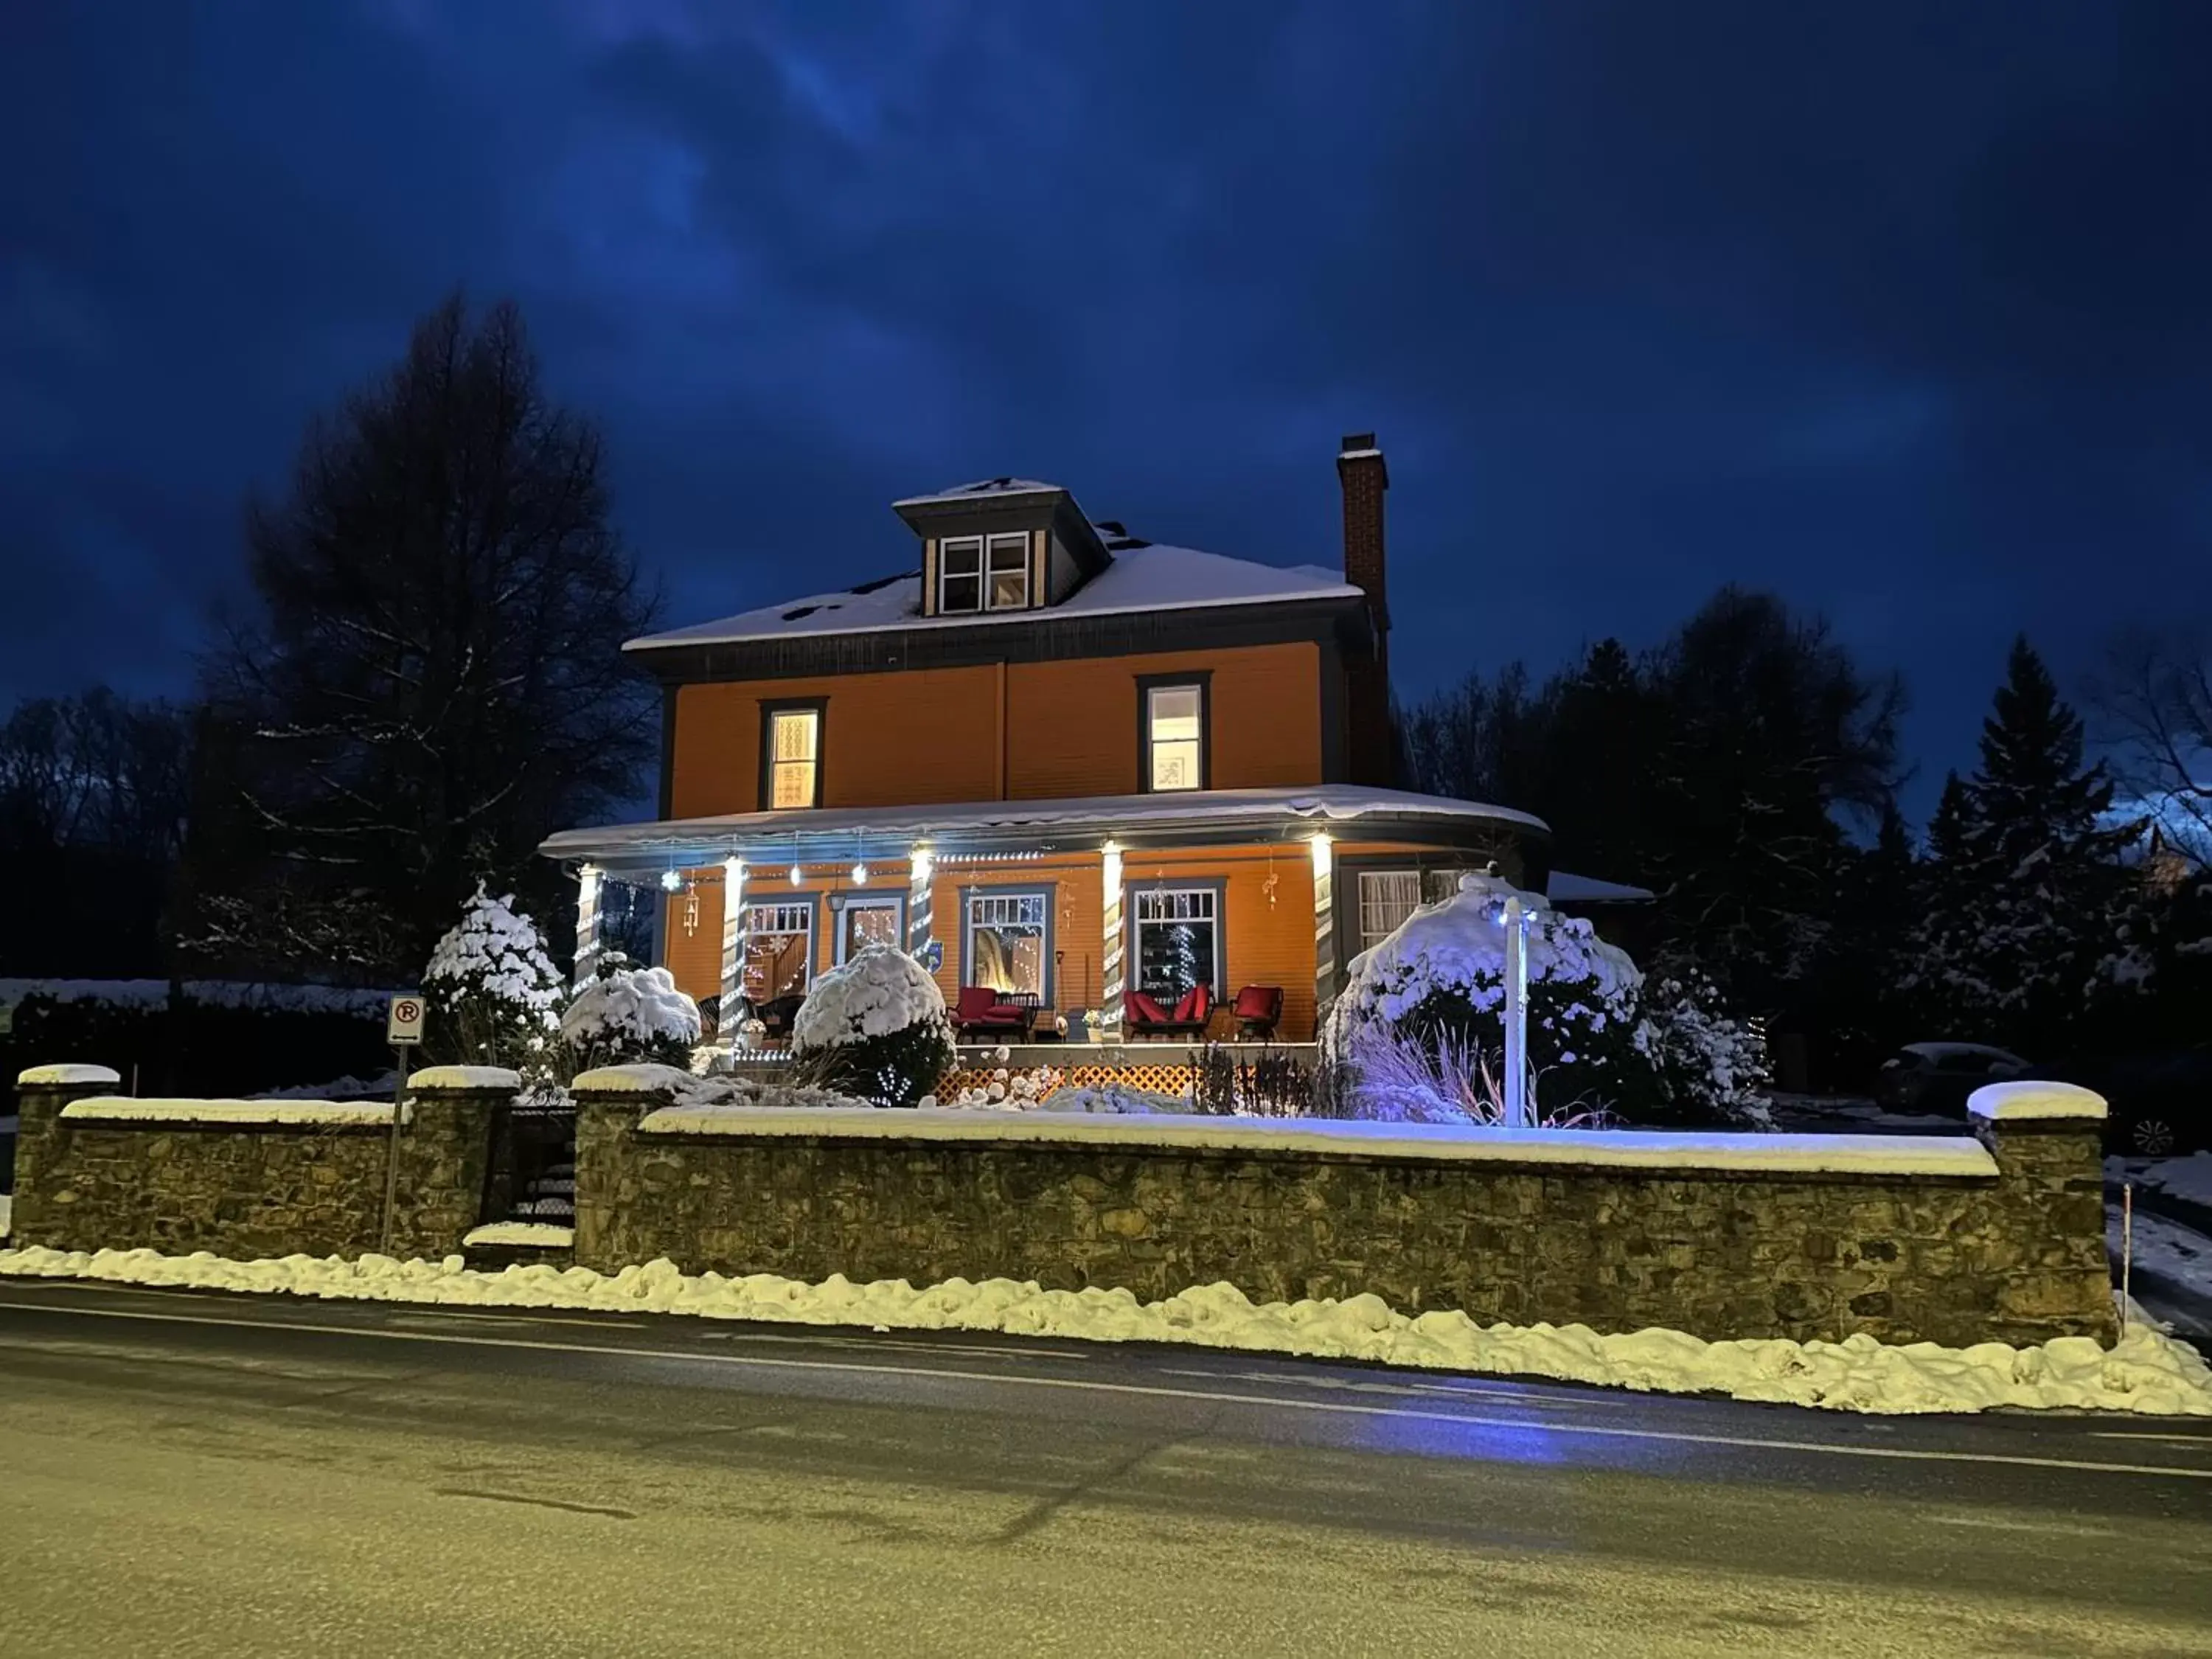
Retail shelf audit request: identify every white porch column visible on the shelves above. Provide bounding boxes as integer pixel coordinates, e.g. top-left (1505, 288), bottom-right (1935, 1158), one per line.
top-left (1310, 834), bottom-right (1337, 1026)
top-left (1100, 841), bottom-right (1125, 1034)
top-left (907, 845), bottom-right (933, 957)
top-left (720, 857), bottom-right (747, 1047)
top-left (573, 863), bottom-right (603, 990)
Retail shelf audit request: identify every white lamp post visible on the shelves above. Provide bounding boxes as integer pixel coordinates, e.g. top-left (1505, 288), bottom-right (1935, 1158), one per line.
top-left (1502, 893), bottom-right (1529, 1129)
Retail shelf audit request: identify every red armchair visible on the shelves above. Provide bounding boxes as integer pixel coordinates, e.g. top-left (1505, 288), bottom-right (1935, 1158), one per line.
top-left (1231, 984), bottom-right (1283, 1040)
top-left (1124, 983), bottom-right (1211, 1040)
top-left (954, 986), bottom-right (1034, 1039)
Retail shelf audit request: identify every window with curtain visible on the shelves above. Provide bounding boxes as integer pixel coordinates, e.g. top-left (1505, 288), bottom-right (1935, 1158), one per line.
top-left (964, 891), bottom-right (1048, 998)
top-left (1144, 682), bottom-right (1204, 791)
top-left (763, 706), bottom-right (821, 808)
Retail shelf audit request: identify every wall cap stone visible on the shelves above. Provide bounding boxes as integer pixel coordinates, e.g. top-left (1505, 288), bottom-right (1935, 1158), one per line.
top-left (60, 1096), bottom-right (393, 1128)
top-left (572, 1062), bottom-right (694, 1095)
top-left (1969, 1080), bottom-right (2107, 1122)
top-left (406, 1065), bottom-right (522, 1091)
top-left (16, 1062), bottom-right (122, 1088)
top-left (631, 1105), bottom-right (2002, 1179)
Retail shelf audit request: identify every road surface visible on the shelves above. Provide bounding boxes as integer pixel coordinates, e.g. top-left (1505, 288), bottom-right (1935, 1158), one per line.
top-left (1, 1277), bottom-right (2208, 1656)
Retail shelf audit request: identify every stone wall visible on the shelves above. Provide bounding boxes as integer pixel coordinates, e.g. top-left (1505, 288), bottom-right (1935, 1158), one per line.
top-left (9, 1067), bottom-right (512, 1262)
top-left (573, 1079), bottom-right (2117, 1349)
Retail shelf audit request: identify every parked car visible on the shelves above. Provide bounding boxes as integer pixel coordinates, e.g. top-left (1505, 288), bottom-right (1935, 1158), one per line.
top-left (1872, 1042), bottom-right (2031, 1115)
top-left (2079, 1049), bottom-right (2212, 1158)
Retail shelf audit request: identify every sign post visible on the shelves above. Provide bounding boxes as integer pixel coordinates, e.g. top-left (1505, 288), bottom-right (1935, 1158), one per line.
top-left (380, 993), bottom-right (425, 1252)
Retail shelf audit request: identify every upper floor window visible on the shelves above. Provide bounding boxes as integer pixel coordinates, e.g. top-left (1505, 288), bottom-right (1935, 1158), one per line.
top-left (762, 703), bottom-right (823, 809)
top-left (1141, 678), bottom-right (1206, 792)
top-left (939, 533), bottom-right (1030, 613)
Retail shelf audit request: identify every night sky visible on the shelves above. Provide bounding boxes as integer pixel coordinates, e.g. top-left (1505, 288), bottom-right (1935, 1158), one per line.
top-left (5, 1), bottom-right (2209, 818)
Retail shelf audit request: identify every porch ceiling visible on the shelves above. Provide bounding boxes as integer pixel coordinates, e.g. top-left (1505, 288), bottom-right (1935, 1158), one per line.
top-left (539, 785), bottom-right (1547, 877)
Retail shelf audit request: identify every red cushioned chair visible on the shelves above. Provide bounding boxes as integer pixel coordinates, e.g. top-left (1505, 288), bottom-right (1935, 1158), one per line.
top-left (1231, 984), bottom-right (1283, 1040)
top-left (1126, 984), bottom-right (1210, 1040)
top-left (953, 986), bottom-right (1031, 1039)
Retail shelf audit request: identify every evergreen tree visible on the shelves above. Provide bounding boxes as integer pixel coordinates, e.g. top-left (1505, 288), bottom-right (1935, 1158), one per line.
top-left (1906, 640), bottom-right (2145, 1053)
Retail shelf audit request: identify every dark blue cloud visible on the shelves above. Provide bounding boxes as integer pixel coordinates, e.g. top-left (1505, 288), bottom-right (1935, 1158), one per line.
top-left (3, 0), bottom-right (2208, 812)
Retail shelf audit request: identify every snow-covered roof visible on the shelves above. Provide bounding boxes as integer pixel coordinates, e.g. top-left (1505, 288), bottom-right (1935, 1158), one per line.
top-left (1546, 871), bottom-right (1656, 905)
top-left (541, 785), bottom-right (1548, 869)
top-left (626, 544), bottom-right (1361, 652)
top-left (891, 476), bottom-right (1065, 505)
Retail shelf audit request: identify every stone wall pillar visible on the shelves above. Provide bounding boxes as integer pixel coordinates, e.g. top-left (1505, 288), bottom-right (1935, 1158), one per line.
top-left (392, 1067), bottom-right (521, 1259)
top-left (1969, 1080), bottom-right (2118, 1348)
top-left (570, 1064), bottom-right (690, 1273)
top-left (9, 1064), bottom-right (122, 1248)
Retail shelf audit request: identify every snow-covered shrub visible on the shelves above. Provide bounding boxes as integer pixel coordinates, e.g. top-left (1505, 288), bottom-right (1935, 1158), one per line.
top-left (1326, 872), bottom-right (1646, 1120)
top-left (1340, 1027), bottom-right (1611, 1128)
top-left (560, 961), bottom-right (701, 1074)
top-left (1034, 1082), bottom-right (1184, 1115)
top-left (1326, 872), bottom-right (1767, 1127)
top-left (422, 886), bottom-right (564, 1077)
top-left (948, 1062), bottom-right (1064, 1107)
top-left (789, 945), bottom-right (956, 1108)
top-left (1635, 972), bottom-right (1773, 1128)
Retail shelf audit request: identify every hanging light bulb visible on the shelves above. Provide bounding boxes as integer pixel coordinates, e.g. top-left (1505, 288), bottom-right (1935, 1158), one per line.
top-left (852, 860), bottom-right (869, 886)
top-left (788, 861), bottom-right (804, 887)
top-left (660, 868), bottom-right (683, 893)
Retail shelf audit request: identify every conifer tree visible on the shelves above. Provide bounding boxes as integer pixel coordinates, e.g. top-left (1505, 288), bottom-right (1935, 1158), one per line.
top-left (1906, 640), bottom-right (2146, 1052)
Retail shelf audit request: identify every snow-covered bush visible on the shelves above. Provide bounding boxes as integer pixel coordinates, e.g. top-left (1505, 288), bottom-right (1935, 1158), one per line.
top-left (1326, 872), bottom-right (1646, 1119)
top-left (560, 960), bottom-right (701, 1074)
top-left (1326, 872), bottom-right (1767, 1127)
top-left (422, 886), bottom-right (564, 1077)
top-left (1034, 1082), bottom-right (1183, 1115)
top-left (1635, 971), bottom-right (1773, 1128)
top-left (947, 1062), bottom-right (1064, 1108)
top-left (1343, 1027), bottom-right (1611, 1128)
top-left (789, 945), bottom-right (956, 1108)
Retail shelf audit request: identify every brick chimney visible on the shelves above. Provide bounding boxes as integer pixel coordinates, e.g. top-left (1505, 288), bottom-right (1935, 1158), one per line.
top-left (1337, 433), bottom-right (1394, 784)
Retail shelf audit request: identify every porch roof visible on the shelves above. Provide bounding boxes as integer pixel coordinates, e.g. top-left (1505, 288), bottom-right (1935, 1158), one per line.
top-left (539, 785), bottom-right (1548, 877)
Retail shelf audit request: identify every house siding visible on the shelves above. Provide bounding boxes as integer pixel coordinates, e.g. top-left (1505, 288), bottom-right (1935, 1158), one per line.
top-left (667, 643), bottom-right (1324, 815)
top-left (1004, 642), bottom-right (1322, 799)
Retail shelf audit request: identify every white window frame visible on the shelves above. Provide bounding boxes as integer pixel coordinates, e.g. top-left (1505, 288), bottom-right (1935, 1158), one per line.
top-left (830, 893), bottom-right (906, 965)
top-left (1357, 870), bottom-right (1424, 953)
top-left (938, 532), bottom-right (1030, 614)
top-left (1141, 679), bottom-right (1206, 793)
top-left (742, 900), bottom-right (815, 1000)
top-left (1129, 884), bottom-right (1223, 999)
top-left (961, 886), bottom-right (1054, 1001)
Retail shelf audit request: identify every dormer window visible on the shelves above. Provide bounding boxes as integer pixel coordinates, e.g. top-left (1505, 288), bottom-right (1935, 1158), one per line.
top-left (939, 533), bottom-right (1030, 613)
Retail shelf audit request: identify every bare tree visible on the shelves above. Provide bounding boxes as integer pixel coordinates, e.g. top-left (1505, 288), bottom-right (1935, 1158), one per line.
top-left (2090, 626), bottom-right (2212, 858)
top-left (196, 293), bottom-right (658, 976)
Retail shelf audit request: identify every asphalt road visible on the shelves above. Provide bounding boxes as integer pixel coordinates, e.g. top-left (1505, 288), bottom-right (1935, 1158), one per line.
top-left (1, 1280), bottom-right (2210, 1657)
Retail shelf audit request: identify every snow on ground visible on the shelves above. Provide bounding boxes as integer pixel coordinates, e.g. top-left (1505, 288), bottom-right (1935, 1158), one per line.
top-left (0, 1195), bottom-right (10, 1242)
top-left (2113, 1206), bottom-right (2212, 1301)
top-left (2, 1242), bottom-right (2204, 1416)
top-left (2135, 1152), bottom-right (2212, 1211)
top-left (58, 1097), bottom-right (393, 1127)
top-left (460, 1221), bottom-right (574, 1250)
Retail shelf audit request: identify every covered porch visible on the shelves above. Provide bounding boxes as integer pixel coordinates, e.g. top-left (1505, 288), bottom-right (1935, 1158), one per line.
top-left (538, 785), bottom-right (1546, 1049)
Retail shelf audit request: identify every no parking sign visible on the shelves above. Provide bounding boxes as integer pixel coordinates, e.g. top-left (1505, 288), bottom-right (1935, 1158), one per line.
top-left (386, 993), bottom-right (425, 1046)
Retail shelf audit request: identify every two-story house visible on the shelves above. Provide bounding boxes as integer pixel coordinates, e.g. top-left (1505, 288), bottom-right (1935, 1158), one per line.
top-left (540, 434), bottom-right (1554, 1044)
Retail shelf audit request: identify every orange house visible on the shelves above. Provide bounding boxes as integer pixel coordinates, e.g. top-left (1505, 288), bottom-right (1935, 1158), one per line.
top-left (540, 435), bottom-right (1553, 1046)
